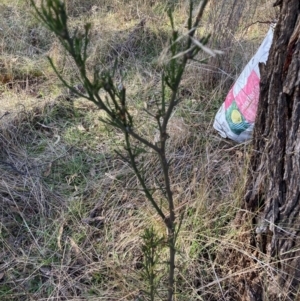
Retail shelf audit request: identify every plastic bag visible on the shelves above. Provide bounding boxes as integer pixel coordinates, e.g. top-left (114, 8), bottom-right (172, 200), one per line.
top-left (213, 27), bottom-right (274, 143)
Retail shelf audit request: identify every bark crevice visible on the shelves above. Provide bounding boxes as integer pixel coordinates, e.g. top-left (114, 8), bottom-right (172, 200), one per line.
top-left (218, 1), bottom-right (300, 300)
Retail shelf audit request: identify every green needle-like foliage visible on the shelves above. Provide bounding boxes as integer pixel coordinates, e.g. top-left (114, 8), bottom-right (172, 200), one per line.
top-left (30, 0), bottom-right (216, 299)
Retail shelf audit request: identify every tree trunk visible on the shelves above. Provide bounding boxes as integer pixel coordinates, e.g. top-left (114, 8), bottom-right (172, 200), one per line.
top-left (220, 1), bottom-right (300, 300)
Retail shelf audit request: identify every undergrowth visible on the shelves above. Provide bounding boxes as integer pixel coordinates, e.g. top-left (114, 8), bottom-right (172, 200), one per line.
top-left (0, 0), bottom-right (276, 300)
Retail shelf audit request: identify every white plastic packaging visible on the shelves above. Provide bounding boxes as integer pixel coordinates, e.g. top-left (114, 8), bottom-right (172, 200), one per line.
top-left (213, 27), bottom-right (274, 143)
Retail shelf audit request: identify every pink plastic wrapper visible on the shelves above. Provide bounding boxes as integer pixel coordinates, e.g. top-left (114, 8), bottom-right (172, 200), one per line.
top-left (213, 27), bottom-right (274, 142)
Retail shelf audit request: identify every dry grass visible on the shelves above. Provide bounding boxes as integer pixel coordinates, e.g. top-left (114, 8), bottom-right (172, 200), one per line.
top-left (0, 95), bottom-right (248, 301)
top-left (0, 0), bottom-right (278, 300)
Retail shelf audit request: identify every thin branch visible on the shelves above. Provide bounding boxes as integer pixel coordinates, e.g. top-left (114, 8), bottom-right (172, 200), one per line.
top-left (124, 131), bottom-right (166, 222)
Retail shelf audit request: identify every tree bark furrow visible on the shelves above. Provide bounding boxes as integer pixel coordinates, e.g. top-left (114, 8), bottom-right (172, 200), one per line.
top-left (224, 1), bottom-right (300, 300)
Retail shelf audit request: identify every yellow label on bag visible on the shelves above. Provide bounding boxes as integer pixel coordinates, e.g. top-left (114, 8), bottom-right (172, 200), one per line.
top-left (231, 109), bottom-right (242, 124)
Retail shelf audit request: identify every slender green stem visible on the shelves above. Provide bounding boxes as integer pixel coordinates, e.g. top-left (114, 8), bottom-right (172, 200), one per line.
top-left (30, 1), bottom-right (212, 300)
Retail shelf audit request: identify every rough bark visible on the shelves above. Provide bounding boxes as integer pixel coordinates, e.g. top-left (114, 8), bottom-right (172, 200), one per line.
top-left (245, 0), bottom-right (299, 299)
top-left (220, 1), bottom-right (300, 300)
